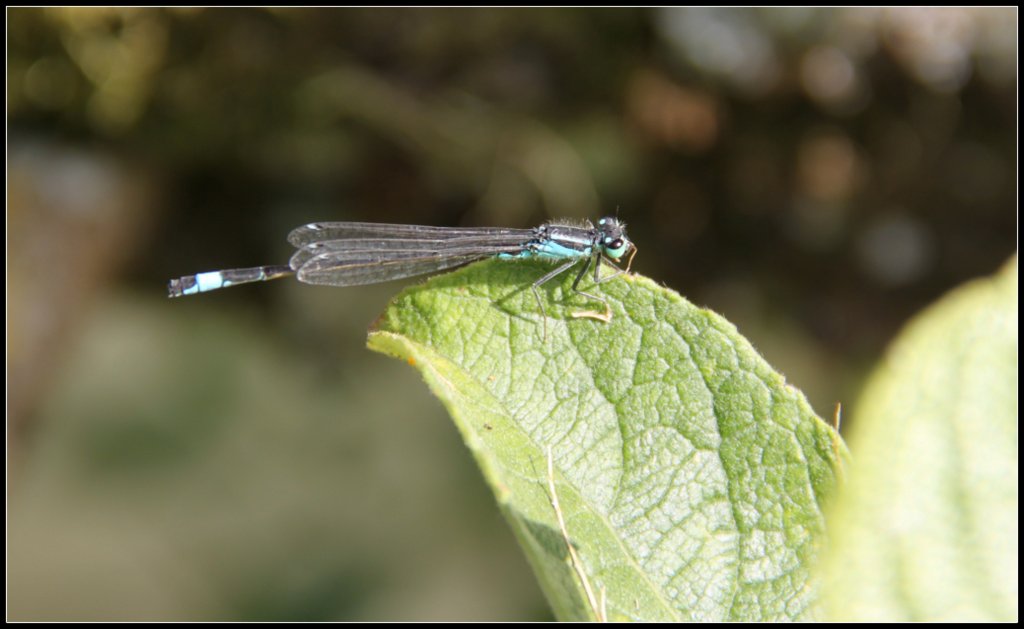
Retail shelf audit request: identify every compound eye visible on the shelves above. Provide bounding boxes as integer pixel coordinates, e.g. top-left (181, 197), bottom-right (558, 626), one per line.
top-left (604, 238), bottom-right (629, 259)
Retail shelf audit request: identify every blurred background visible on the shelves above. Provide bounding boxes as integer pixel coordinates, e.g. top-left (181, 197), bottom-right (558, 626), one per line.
top-left (6, 7), bottom-right (1017, 621)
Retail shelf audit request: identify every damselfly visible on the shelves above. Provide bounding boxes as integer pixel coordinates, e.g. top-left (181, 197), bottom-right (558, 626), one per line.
top-left (168, 216), bottom-right (637, 337)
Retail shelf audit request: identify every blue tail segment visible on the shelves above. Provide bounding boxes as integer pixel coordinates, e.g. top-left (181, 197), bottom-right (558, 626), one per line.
top-left (168, 265), bottom-right (293, 298)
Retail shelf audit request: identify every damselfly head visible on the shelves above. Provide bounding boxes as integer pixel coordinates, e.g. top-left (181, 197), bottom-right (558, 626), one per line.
top-left (597, 216), bottom-right (631, 260)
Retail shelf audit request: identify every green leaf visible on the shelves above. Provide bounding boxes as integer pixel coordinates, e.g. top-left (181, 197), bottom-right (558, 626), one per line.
top-left (822, 257), bottom-right (1018, 622)
top-left (368, 258), bottom-right (847, 621)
